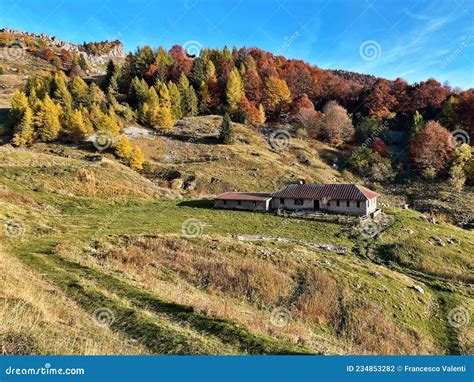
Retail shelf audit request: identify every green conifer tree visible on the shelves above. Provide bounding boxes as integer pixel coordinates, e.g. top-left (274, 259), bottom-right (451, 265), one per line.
top-left (219, 113), bottom-right (234, 144)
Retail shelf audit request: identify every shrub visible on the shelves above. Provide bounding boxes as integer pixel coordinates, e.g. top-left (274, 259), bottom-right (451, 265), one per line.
top-left (349, 147), bottom-right (394, 182)
top-left (370, 137), bottom-right (389, 158)
top-left (357, 116), bottom-right (387, 143)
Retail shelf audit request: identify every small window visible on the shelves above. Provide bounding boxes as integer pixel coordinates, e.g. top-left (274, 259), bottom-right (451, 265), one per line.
top-left (280, 198), bottom-right (285, 205)
top-left (357, 201), bottom-right (360, 208)
top-left (237, 200), bottom-right (241, 206)
top-left (336, 200), bottom-right (340, 207)
top-left (294, 199), bottom-right (304, 206)
top-left (327, 201), bottom-right (331, 206)
top-left (223, 200), bottom-right (227, 205)
top-left (253, 201), bottom-right (257, 206)
top-left (346, 201), bottom-right (350, 207)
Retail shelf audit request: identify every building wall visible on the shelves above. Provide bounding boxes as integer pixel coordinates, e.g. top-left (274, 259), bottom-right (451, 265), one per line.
top-left (271, 197), bottom-right (377, 216)
top-left (216, 197), bottom-right (377, 215)
top-left (325, 199), bottom-right (368, 216)
top-left (214, 199), bottom-right (270, 211)
top-left (271, 198), bottom-right (313, 210)
top-left (367, 197), bottom-right (377, 215)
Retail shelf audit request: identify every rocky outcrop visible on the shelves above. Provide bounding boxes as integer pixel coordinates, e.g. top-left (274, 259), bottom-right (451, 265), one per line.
top-left (1, 28), bottom-right (125, 72)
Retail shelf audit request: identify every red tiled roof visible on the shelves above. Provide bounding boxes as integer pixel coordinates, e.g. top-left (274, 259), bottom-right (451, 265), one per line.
top-left (215, 192), bottom-right (272, 201)
top-left (271, 184), bottom-right (378, 201)
top-left (356, 185), bottom-right (379, 200)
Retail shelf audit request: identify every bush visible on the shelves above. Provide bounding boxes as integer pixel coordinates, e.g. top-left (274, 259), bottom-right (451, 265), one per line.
top-left (421, 167), bottom-right (437, 180)
top-left (295, 127), bottom-right (307, 139)
top-left (170, 178), bottom-right (183, 189)
top-left (357, 116), bottom-right (387, 143)
top-left (349, 147), bottom-right (394, 182)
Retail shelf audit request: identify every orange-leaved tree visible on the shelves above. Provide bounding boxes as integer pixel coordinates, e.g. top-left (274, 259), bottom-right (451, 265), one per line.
top-left (410, 121), bottom-right (454, 173)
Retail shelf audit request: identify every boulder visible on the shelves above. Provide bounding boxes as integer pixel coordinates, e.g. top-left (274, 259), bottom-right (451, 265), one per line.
top-left (410, 285), bottom-right (424, 294)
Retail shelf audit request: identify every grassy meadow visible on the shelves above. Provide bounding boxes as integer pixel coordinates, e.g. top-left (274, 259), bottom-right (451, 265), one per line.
top-left (1, 145), bottom-right (472, 355)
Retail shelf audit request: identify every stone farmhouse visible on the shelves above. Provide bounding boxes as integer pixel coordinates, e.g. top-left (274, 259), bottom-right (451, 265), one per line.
top-left (214, 183), bottom-right (379, 217)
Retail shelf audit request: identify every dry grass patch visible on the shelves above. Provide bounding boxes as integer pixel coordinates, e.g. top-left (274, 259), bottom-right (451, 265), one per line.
top-left (335, 292), bottom-right (424, 355)
top-left (295, 268), bottom-right (340, 325)
top-left (0, 246), bottom-right (147, 355)
top-left (92, 235), bottom-right (294, 306)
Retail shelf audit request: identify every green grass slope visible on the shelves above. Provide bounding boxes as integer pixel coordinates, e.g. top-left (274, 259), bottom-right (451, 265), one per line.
top-left (1, 146), bottom-right (472, 355)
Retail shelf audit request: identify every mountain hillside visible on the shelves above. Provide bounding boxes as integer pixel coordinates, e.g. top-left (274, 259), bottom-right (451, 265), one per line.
top-left (0, 29), bottom-right (472, 356)
top-left (1, 127), bottom-right (473, 355)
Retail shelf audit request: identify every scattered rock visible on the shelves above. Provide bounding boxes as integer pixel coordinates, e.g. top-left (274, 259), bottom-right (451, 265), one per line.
top-left (446, 235), bottom-right (460, 245)
top-left (370, 271), bottom-right (381, 278)
top-left (410, 285), bottom-right (424, 294)
top-left (235, 234), bottom-right (347, 254)
top-left (430, 236), bottom-right (445, 246)
top-left (183, 176), bottom-right (196, 190)
top-left (403, 229), bottom-right (414, 234)
top-left (84, 154), bottom-right (103, 162)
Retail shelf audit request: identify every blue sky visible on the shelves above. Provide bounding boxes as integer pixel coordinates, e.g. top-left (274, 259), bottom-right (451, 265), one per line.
top-left (1, 0), bottom-right (473, 88)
